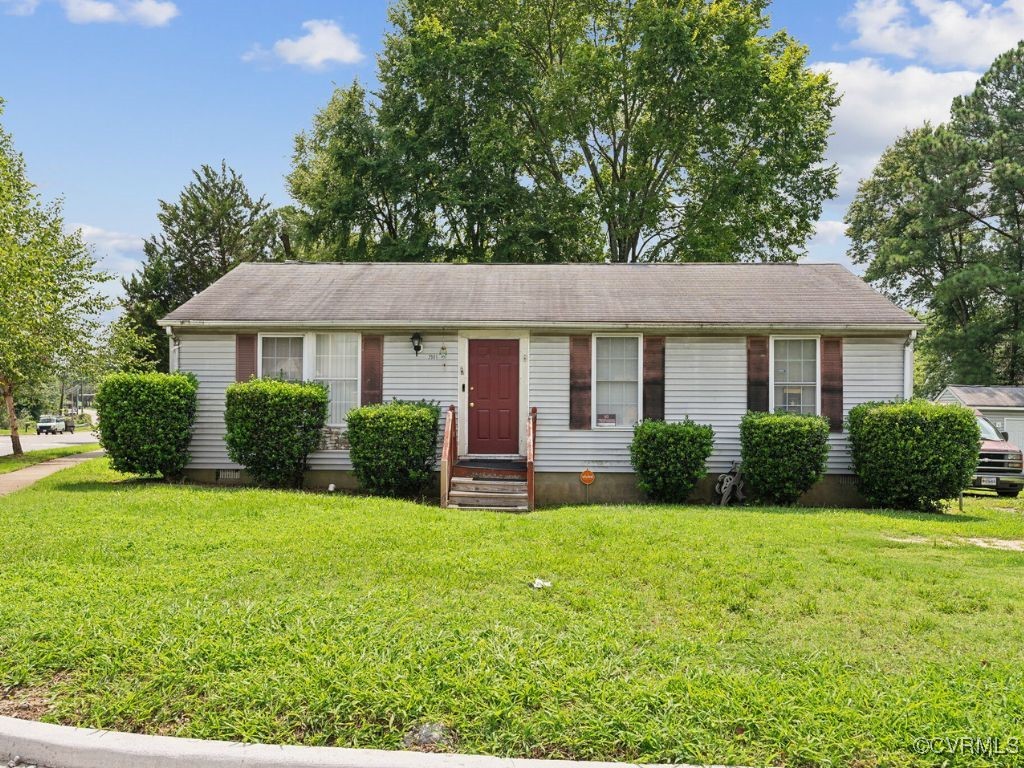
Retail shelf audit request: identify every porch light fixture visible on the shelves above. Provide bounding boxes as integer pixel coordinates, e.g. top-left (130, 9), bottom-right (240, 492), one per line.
top-left (410, 333), bottom-right (423, 356)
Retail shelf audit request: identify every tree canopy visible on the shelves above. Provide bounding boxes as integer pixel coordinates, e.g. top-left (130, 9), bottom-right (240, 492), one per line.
top-left (121, 162), bottom-right (285, 371)
top-left (846, 42), bottom-right (1024, 392)
top-left (0, 99), bottom-right (110, 454)
top-left (289, 0), bottom-right (838, 263)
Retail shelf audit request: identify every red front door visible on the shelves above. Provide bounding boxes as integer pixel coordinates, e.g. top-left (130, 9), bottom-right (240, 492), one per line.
top-left (468, 339), bottom-right (520, 454)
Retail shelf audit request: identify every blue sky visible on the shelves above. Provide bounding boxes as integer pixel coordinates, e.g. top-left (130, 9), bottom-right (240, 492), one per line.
top-left (1, 0), bottom-right (1020, 297)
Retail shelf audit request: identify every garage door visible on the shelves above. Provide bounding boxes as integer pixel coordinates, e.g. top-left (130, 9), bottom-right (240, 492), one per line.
top-left (1003, 417), bottom-right (1024, 449)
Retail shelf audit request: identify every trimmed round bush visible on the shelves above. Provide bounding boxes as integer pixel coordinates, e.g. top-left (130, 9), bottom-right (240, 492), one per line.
top-left (848, 400), bottom-right (980, 512)
top-left (740, 411), bottom-right (830, 504)
top-left (630, 419), bottom-right (715, 503)
top-left (346, 400), bottom-right (441, 497)
top-left (95, 372), bottom-right (198, 479)
top-left (224, 379), bottom-right (328, 488)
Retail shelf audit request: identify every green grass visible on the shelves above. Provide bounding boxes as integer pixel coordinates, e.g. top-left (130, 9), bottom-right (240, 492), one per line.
top-left (1, 460), bottom-right (1023, 767)
top-left (0, 443), bottom-right (101, 474)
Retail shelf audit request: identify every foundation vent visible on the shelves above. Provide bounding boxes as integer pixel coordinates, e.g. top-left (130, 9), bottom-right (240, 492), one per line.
top-left (216, 469), bottom-right (241, 483)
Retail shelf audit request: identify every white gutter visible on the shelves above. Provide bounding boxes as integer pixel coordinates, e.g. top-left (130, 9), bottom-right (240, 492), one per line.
top-left (159, 319), bottom-right (924, 334)
top-left (903, 330), bottom-right (917, 400)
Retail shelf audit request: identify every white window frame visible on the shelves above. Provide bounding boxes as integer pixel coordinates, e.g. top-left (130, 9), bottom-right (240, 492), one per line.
top-left (257, 332), bottom-right (362, 430)
top-left (591, 333), bottom-right (643, 430)
top-left (768, 335), bottom-right (821, 416)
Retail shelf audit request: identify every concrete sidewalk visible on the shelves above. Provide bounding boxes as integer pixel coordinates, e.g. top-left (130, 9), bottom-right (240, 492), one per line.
top-left (0, 452), bottom-right (104, 497)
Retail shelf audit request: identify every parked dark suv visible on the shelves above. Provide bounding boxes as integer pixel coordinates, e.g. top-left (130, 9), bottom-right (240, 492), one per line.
top-left (972, 414), bottom-right (1024, 497)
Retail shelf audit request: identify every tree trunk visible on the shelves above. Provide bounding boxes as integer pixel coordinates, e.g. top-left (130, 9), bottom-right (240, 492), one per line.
top-left (2, 383), bottom-right (23, 457)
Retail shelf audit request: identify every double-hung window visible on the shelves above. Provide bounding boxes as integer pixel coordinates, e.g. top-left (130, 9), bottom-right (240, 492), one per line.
top-left (593, 335), bottom-right (641, 427)
top-left (259, 333), bottom-right (361, 430)
top-left (315, 333), bottom-right (359, 426)
top-left (260, 336), bottom-right (304, 381)
top-left (771, 337), bottom-right (819, 415)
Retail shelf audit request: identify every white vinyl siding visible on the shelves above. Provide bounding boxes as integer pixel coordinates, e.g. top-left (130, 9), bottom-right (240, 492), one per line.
top-left (178, 335), bottom-right (240, 470)
top-left (382, 333), bottom-right (459, 468)
top-left (665, 337), bottom-right (747, 473)
top-left (178, 331), bottom-right (909, 478)
top-left (827, 337), bottom-right (906, 473)
top-left (530, 335), bottom-right (635, 471)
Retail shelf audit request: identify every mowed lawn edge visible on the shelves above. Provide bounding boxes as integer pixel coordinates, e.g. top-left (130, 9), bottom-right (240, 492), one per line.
top-left (0, 443), bottom-right (102, 475)
top-left (1, 458), bottom-right (1022, 767)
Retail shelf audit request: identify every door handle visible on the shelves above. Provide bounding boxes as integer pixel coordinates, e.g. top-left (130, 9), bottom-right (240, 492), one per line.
top-left (470, 402), bottom-right (475, 408)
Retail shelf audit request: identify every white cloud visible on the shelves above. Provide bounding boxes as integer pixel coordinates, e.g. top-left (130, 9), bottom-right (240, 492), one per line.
top-left (62, 0), bottom-right (119, 23)
top-left (847, 0), bottom-right (1024, 68)
top-left (811, 219), bottom-right (847, 247)
top-left (813, 58), bottom-right (978, 193)
top-left (73, 224), bottom-right (144, 278)
top-left (1, 0), bottom-right (41, 15)
top-left (123, 0), bottom-right (176, 26)
top-left (10, 0), bottom-right (178, 25)
top-left (245, 20), bottom-right (364, 71)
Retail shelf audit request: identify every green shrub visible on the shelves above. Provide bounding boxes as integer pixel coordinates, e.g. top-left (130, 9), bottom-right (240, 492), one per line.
top-left (848, 400), bottom-right (980, 512)
top-left (740, 412), bottom-right (830, 504)
top-left (95, 372), bottom-right (198, 479)
top-left (224, 379), bottom-right (328, 488)
top-left (346, 401), bottom-right (441, 497)
top-left (630, 419), bottom-right (715, 503)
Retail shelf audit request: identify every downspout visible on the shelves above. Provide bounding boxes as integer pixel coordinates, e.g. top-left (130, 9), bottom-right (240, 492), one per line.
top-left (903, 330), bottom-right (917, 400)
top-left (167, 327), bottom-right (180, 373)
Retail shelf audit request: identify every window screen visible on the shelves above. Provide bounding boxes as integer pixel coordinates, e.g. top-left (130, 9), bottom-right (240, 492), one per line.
top-left (261, 336), bottom-right (304, 381)
top-left (316, 333), bottom-right (359, 426)
top-left (773, 338), bottom-right (817, 415)
top-left (595, 336), bottom-right (639, 427)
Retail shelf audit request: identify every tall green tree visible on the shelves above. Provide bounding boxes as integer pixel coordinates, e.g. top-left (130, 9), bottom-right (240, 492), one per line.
top-left (289, 0), bottom-right (837, 263)
top-left (846, 42), bottom-right (1024, 389)
top-left (0, 99), bottom-right (111, 455)
top-left (121, 162), bottom-right (284, 371)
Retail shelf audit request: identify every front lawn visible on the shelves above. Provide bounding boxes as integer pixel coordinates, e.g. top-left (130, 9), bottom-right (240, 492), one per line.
top-left (1, 460), bottom-right (1022, 767)
top-left (0, 443), bottom-right (101, 474)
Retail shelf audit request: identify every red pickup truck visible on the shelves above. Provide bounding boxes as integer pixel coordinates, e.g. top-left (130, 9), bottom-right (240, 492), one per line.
top-left (972, 414), bottom-right (1024, 497)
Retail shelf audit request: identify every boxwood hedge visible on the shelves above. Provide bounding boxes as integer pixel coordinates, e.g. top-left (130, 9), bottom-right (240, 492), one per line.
top-left (224, 378), bottom-right (329, 488)
top-left (630, 419), bottom-right (715, 503)
top-left (848, 400), bottom-right (980, 512)
top-left (346, 400), bottom-right (441, 497)
top-left (740, 411), bottom-right (830, 504)
top-left (95, 372), bottom-right (198, 479)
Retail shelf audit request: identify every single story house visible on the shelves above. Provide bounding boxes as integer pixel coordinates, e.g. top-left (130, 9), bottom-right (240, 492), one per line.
top-left (936, 385), bottom-right (1024, 446)
top-left (160, 262), bottom-right (920, 507)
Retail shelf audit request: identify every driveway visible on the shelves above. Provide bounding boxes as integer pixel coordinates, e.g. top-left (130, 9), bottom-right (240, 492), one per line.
top-left (0, 430), bottom-right (99, 457)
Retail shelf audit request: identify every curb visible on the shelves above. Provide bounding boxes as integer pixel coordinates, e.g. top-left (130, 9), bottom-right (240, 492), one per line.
top-left (0, 717), bottom-right (739, 768)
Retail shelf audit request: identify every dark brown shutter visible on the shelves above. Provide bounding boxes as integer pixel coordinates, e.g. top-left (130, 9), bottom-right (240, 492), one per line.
top-left (235, 334), bottom-right (257, 382)
top-left (821, 337), bottom-right (844, 432)
top-left (569, 335), bottom-right (592, 430)
top-left (361, 334), bottom-right (384, 406)
top-left (747, 336), bottom-right (769, 412)
top-left (643, 336), bottom-right (665, 421)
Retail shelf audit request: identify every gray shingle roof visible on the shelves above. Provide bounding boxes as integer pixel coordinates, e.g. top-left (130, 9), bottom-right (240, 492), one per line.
top-left (944, 386), bottom-right (1024, 408)
top-left (160, 262), bottom-right (920, 329)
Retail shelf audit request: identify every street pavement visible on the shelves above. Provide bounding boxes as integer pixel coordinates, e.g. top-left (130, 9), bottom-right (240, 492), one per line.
top-left (0, 430), bottom-right (99, 457)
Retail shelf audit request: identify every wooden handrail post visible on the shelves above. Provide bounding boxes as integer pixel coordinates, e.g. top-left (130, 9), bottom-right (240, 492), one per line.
top-left (526, 406), bottom-right (538, 511)
top-left (440, 404), bottom-right (456, 508)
